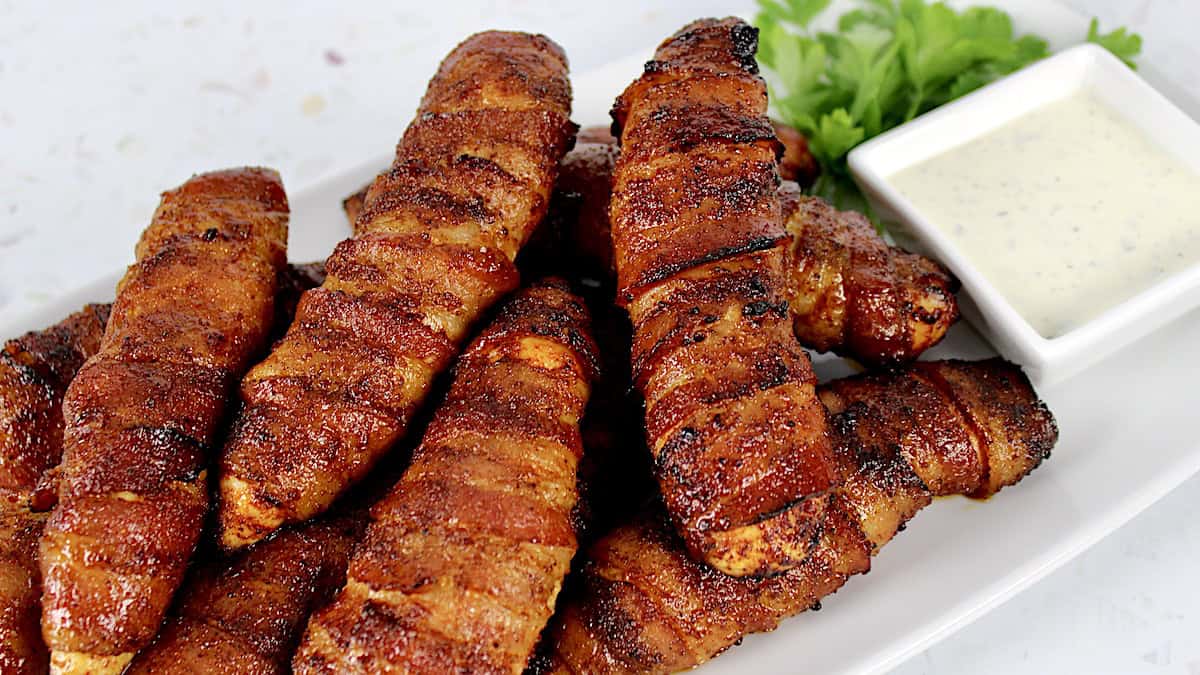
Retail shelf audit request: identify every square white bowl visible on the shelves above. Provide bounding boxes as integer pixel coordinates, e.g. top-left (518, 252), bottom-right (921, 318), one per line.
top-left (848, 43), bottom-right (1200, 385)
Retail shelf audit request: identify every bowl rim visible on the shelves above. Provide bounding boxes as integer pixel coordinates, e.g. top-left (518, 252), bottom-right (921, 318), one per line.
top-left (848, 42), bottom-right (1200, 383)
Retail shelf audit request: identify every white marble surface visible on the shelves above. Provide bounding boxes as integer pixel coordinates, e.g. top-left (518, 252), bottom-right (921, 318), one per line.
top-left (2, 0), bottom-right (1198, 673)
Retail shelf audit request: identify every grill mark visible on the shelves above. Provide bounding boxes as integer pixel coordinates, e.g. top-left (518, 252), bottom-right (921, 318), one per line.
top-left (620, 235), bottom-right (781, 305)
top-left (912, 367), bottom-right (991, 495)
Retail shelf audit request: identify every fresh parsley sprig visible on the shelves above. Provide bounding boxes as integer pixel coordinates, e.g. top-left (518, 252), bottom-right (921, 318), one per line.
top-left (755, 0), bottom-right (1143, 221)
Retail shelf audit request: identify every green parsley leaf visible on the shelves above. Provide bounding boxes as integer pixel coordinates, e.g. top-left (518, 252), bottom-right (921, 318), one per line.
top-left (754, 0), bottom-right (1144, 231)
top-left (758, 0), bottom-right (835, 29)
top-left (1087, 18), bottom-right (1142, 69)
top-left (810, 108), bottom-right (866, 164)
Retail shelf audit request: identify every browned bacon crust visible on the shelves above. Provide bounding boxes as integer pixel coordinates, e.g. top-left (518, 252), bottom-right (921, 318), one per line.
top-left (218, 31), bottom-right (576, 551)
top-left (126, 513), bottom-right (363, 675)
top-left (1, 305), bottom-right (110, 506)
top-left (608, 18), bottom-right (836, 577)
top-left (294, 281), bottom-right (598, 674)
top-left (124, 262), bottom-right (332, 675)
top-left (519, 134), bottom-right (621, 284)
top-left (512, 142), bottom-right (953, 368)
top-left (772, 121), bottom-right (820, 188)
top-left (781, 184), bottom-right (959, 367)
top-left (39, 168), bottom-right (290, 674)
top-left (0, 305), bottom-right (109, 674)
top-left (0, 507), bottom-right (49, 675)
top-left (273, 263), bottom-right (327, 340)
top-left (535, 359), bottom-right (1057, 674)
top-left (341, 187), bottom-right (369, 231)
top-left (348, 120), bottom-right (818, 290)
top-left (0, 262), bottom-right (320, 675)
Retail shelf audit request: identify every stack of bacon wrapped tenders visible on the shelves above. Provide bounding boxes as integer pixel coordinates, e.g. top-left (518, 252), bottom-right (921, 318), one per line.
top-left (0, 18), bottom-right (1057, 675)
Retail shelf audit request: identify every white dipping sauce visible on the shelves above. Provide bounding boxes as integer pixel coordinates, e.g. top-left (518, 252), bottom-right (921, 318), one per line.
top-left (890, 90), bottom-right (1200, 338)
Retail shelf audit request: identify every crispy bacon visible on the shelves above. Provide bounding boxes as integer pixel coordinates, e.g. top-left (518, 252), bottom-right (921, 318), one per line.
top-left (0, 507), bottom-right (48, 675)
top-left (0, 262), bottom-right (321, 675)
top-left (505, 126), bottom-right (619, 284)
top-left (126, 513), bottom-right (363, 675)
top-left (772, 121), bottom-right (820, 188)
top-left (294, 281), bottom-right (598, 674)
top-left (272, 263), bottom-right (328, 341)
top-left (535, 359), bottom-right (1057, 674)
top-left (0, 305), bottom-right (109, 674)
top-left (0, 305), bottom-right (110, 507)
top-left (350, 119), bottom-right (817, 285)
top-left (218, 31), bottom-right (576, 551)
top-left (340, 187), bottom-right (369, 231)
top-left (607, 18), bottom-right (836, 577)
top-left (781, 185), bottom-right (959, 366)
top-left (38, 168), bottom-right (290, 674)
top-left (492, 130), bottom-right (956, 368)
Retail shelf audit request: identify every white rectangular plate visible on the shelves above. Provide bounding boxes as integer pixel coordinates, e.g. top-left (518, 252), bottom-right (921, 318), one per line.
top-left (2, 2), bottom-right (1197, 674)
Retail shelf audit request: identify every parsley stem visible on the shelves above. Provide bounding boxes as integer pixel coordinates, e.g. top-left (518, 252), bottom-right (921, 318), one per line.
top-left (905, 87), bottom-right (924, 122)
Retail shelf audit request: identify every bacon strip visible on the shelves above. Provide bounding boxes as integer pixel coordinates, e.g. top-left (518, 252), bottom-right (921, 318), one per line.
top-left (781, 184), bottom-right (959, 366)
top-left (0, 305), bottom-right (110, 508)
top-left (535, 359), bottom-right (1057, 674)
top-left (0, 262), bottom-right (321, 675)
top-left (294, 280), bottom-right (598, 674)
top-left (0, 508), bottom-right (47, 675)
top-left (359, 122), bottom-right (819, 287)
top-left (272, 263), bottom-right (328, 340)
top-left (218, 31), bottom-right (576, 550)
top-left (480, 125), bottom-right (957, 367)
top-left (39, 168), bottom-right (290, 674)
top-left (608, 18), bottom-right (836, 577)
top-left (0, 305), bottom-right (109, 674)
top-left (126, 513), bottom-right (362, 675)
top-left (772, 121), bottom-right (820, 188)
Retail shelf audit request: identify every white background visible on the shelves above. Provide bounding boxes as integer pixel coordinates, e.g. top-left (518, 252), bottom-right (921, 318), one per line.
top-left (2, 1), bottom-right (1198, 673)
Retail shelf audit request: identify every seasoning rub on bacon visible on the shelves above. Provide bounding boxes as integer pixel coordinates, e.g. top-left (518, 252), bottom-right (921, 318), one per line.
top-left (295, 280), bottom-right (598, 674)
top-left (0, 263), bottom-right (322, 675)
top-left (38, 168), bottom-right (291, 674)
top-left (536, 359), bottom-right (1057, 674)
top-left (217, 30), bottom-right (577, 551)
top-left (608, 17), bottom-right (836, 577)
top-left (0, 304), bottom-right (109, 675)
top-left (781, 184), bottom-right (959, 367)
top-left (481, 131), bottom-right (958, 367)
top-left (126, 512), bottom-right (363, 675)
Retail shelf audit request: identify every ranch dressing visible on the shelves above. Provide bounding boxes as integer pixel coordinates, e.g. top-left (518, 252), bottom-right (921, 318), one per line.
top-left (890, 90), bottom-right (1200, 338)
